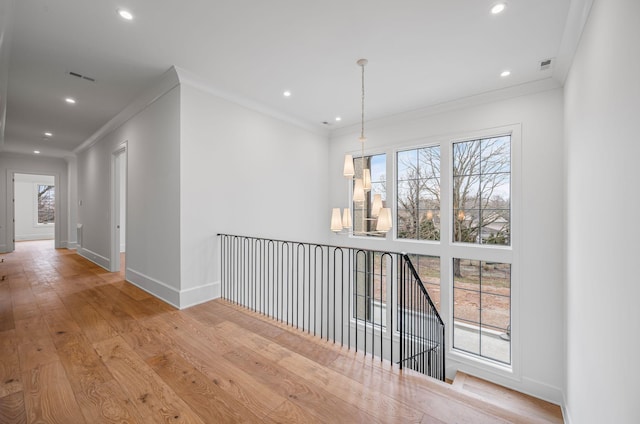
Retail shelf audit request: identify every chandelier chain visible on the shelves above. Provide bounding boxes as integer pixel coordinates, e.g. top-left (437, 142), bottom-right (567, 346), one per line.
top-left (360, 61), bottom-right (366, 232)
top-left (361, 62), bottom-right (365, 140)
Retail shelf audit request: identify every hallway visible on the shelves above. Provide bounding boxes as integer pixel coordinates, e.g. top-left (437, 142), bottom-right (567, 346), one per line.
top-left (0, 242), bottom-right (562, 423)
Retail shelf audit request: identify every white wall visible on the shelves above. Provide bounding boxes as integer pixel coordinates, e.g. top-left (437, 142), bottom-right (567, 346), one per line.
top-left (330, 86), bottom-right (565, 403)
top-left (564, 0), bottom-right (640, 422)
top-left (178, 81), bottom-right (329, 308)
top-left (14, 173), bottom-right (55, 240)
top-left (119, 152), bottom-right (126, 252)
top-left (0, 152), bottom-right (69, 252)
top-left (76, 78), bottom-right (181, 304)
top-left (66, 156), bottom-right (78, 248)
top-left (0, 0), bottom-right (14, 149)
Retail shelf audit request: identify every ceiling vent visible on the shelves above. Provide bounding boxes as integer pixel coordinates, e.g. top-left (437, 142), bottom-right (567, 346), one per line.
top-left (539, 58), bottom-right (553, 71)
top-left (67, 71), bottom-right (96, 82)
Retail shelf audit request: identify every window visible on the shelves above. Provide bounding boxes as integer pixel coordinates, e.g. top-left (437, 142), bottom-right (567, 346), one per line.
top-left (453, 259), bottom-right (511, 364)
top-left (453, 136), bottom-right (510, 245)
top-left (338, 129), bottom-right (517, 369)
top-left (37, 184), bottom-right (55, 224)
top-left (451, 135), bottom-right (512, 364)
top-left (353, 251), bottom-right (387, 327)
top-left (353, 153), bottom-right (387, 237)
top-left (391, 130), bottom-right (515, 369)
top-left (405, 254), bottom-right (441, 311)
top-left (397, 146), bottom-right (440, 240)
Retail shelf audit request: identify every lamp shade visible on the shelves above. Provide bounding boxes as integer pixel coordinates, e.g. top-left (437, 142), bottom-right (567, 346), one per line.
top-left (342, 208), bottom-right (352, 229)
top-left (343, 154), bottom-right (355, 178)
top-left (363, 168), bottom-right (371, 191)
top-left (331, 208), bottom-right (343, 232)
top-left (371, 194), bottom-right (382, 217)
top-left (353, 178), bottom-right (365, 202)
top-left (376, 208), bottom-right (392, 232)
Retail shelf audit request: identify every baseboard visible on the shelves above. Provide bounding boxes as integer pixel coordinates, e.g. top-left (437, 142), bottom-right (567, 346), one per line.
top-left (179, 281), bottom-right (221, 309)
top-left (66, 242), bottom-right (77, 250)
top-left (562, 392), bottom-right (572, 424)
top-left (447, 357), bottom-right (563, 405)
top-left (15, 234), bottom-right (55, 241)
top-left (0, 244), bottom-right (7, 253)
top-left (126, 268), bottom-right (180, 309)
top-left (77, 247), bottom-right (110, 270)
top-left (520, 377), bottom-right (564, 406)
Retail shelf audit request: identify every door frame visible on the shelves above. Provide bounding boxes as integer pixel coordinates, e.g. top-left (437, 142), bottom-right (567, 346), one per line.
top-left (6, 169), bottom-right (60, 252)
top-left (110, 142), bottom-right (127, 272)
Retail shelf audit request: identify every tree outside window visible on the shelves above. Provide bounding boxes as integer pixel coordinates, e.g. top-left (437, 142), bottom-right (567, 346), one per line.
top-left (397, 146), bottom-right (440, 241)
top-left (452, 136), bottom-right (510, 247)
top-left (37, 184), bottom-right (55, 224)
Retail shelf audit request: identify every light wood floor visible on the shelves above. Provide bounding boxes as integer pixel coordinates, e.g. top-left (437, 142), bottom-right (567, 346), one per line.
top-left (0, 240), bottom-right (563, 423)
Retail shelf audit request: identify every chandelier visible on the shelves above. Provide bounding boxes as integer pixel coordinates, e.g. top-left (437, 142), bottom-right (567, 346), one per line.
top-left (331, 59), bottom-right (392, 235)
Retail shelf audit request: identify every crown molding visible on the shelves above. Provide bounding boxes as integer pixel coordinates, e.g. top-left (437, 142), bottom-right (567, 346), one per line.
top-left (174, 66), bottom-right (329, 138)
top-left (330, 77), bottom-right (562, 139)
top-left (553, 0), bottom-right (595, 84)
top-left (73, 67), bottom-right (181, 154)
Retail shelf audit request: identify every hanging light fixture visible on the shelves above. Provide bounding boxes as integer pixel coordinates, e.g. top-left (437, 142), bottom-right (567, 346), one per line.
top-left (331, 59), bottom-right (392, 235)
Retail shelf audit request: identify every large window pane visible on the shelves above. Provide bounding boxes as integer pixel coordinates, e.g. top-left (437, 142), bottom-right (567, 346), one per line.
top-left (480, 136), bottom-right (511, 174)
top-left (406, 254), bottom-right (441, 311)
top-left (453, 136), bottom-right (510, 245)
top-left (453, 258), bottom-right (511, 364)
top-left (353, 251), bottom-right (387, 327)
top-left (396, 145), bottom-right (440, 241)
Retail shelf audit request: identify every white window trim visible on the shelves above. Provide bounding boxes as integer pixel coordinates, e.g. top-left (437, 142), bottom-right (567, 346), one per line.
top-left (444, 124), bottom-right (521, 380)
top-left (386, 124), bottom-right (521, 381)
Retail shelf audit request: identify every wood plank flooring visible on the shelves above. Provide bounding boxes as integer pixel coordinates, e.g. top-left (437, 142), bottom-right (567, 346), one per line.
top-left (0, 240), bottom-right (563, 423)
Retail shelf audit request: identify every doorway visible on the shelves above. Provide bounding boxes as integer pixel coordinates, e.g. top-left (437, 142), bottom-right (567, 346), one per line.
top-left (111, 145), bottom-right (127, 273)
top-left (11, 172), bottom-right (58, 251)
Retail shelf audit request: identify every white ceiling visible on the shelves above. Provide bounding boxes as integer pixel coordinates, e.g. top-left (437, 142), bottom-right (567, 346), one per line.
top-left (2, 0), bottom-right (584, 157)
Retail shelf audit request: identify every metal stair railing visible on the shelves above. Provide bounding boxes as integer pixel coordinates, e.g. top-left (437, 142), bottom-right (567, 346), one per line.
top-left (217, 233), bottom-right (445, 381)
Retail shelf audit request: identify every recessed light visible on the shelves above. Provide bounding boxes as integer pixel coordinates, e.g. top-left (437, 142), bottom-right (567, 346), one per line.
top-left (500, 70), bottom-right (511, 77)
top-left (283, 91), bottom-right (291, 97)
top-left (335, 117), bottom-right (342, 122)
top-left (44, 132), bottom-right (53, 137)
top-left (117, 9), bottom-right (134, 20)
top-left (491, 3), bottom-right (506, 14)
top-left (65, 97), bottom-right (76, 104)
top-left (34, 150), bottom-right (40, 154)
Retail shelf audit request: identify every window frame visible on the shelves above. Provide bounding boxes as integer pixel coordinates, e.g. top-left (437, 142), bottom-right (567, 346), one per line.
top-left (34, 183), bottom-right (55, 227)
top-left (396, 145), bottom-right (441, 242)
top-left (388, 124), bottom-right (521, 378)
top-left (349, 150), bottom-right (389, 240)
top-left (445, 126), bottom-right (520, 375)
top-left (452, 136), bottom-right (511, 247)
